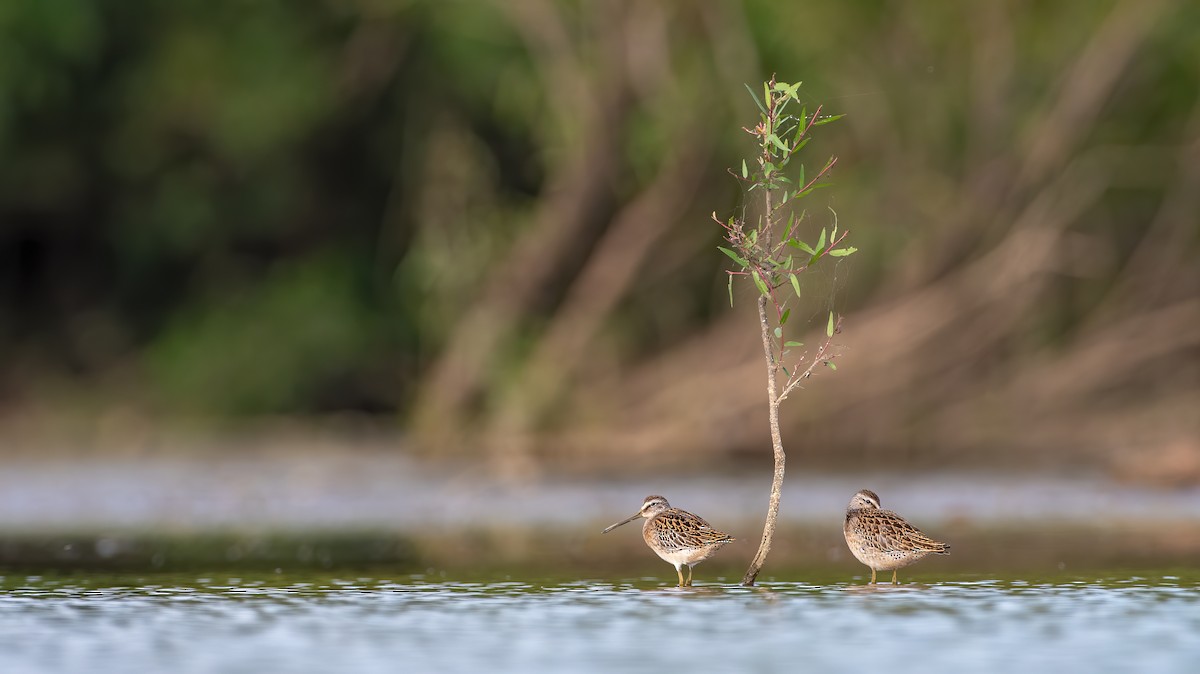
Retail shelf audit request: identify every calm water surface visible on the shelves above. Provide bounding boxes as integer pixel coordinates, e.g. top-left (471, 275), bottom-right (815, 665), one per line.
top-left (2, 571), bottom-right (1197, 673)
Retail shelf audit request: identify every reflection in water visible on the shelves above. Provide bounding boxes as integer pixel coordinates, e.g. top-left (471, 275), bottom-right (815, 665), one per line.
top-left (0, 573), bottom-right (1197, 673)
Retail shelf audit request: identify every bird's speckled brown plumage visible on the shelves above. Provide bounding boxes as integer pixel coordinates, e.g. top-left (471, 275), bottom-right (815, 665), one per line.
top-left (603, 495), bottom-right (734, 586)
top-left (844, 489), bottom-right (949, 584)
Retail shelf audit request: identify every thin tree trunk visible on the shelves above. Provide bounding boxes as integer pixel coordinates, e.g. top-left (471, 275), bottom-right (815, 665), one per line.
top-left (742, 294), bottom-right (785, 586)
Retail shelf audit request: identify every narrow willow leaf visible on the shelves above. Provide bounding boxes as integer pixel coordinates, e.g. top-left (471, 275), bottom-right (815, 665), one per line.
top-left (784, 340), bottom-right (803, 347)
top-left (780, 308), bottom-right (791, 325)
top-left (773, 326), bottom-right (782, 338)
top-left (791, 240), bottom-right (815, 255)
top-left (781, 364), bottom-right (791, 377)
top-left (812, 113), bottom-right (846, 126)
top-left (744, 83), bottom-right (767, 116)
top-left (826, 311), bottom-right (834, 337)
top-left (782, 212), bottom-right (796, 240)
top-left (798, 182), bottom-right (832, 197)
top-left (797, 164), bottom-right (805, 189)
top-left (727, 274), bottom-right (734, 307)
top-left (816, 227), bottom-right (827, 252)
top-left (792, 137), bottom-right (809, 154)
top-left (828, 361), bottom-right (837, 370)
top-left (717, 246), bottom-right (748, 266)
top-left (829, 246), bottom-right (858, 257)
top-left (741, 159), bottom-right (748, 179)
top-left (769, 134), bottom-right (789, 153)
top-left (752, 270), bottom-right (769, 297)
top-left (789, 273), bottom-right (802, 298)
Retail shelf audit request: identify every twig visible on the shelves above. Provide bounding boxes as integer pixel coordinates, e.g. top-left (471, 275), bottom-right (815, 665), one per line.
top-left (779, 315), bottom-right (843, 403)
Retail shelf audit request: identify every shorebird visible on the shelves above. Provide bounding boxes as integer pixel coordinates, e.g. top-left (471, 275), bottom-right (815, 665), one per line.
top-left (602, 495), bottom-right (734, 586)
top-left (843, 489), bottom-right (949, 584)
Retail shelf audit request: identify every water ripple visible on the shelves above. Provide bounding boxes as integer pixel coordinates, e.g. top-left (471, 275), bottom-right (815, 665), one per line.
top-left (1, 573), bottom-right (1198, 673)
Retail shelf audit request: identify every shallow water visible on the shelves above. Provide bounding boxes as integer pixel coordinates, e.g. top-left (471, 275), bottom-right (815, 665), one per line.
top-left (5, 453), bottom-right (1200, 529)
top-left (2, 571), bottom-right (1197, 673)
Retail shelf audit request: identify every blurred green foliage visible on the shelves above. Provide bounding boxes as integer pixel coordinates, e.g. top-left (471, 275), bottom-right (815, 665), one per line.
top-left (1, 0), bottom-right (402, 413)
top-left (0, 0), bottom-right (1196, 459)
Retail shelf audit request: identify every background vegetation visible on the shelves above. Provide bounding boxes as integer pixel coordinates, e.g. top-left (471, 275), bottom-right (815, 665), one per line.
top-left (2, 0), bottom-right (1196, 480)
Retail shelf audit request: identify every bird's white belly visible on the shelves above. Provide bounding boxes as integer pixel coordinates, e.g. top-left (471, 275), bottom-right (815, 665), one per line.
top-left (655, 547), bottom-right (705, 567)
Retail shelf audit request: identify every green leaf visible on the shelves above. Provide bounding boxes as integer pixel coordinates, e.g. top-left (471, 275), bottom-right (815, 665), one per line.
top-left (777, 213), bottom-right (796, 239)
top-left (717, 246), bottom-right (748, 267)
top-left (751, 270), bottom-right (769, 297)
top-left (788, 239), bottom-right (816, 256)
top-left (829, 246), bottom-right (858, 257)
top-left (789, 273), bottom-right (802, 298)
top-left (744, 83), bottom-right (767, 116)
top-left (781, 364), bottom-right (790, 377)
top-left (816, 227), bottom-right (827, 252)
top-left (769, 134), bottom-right (789, 153)
top-left (727, 274), bottom-right (734, 307)
top-left (741, 159), bottom-right (748, 179)
top-left (784, 340), bottom-right (804, 347)
top-left (798, 182), bottom-right (831, 197)
top-left (812, 113), bottom-right (845, 126)
top-left (791, 137), bottom-right (810, 156)
top-left (827, 362), bottom-right (837, 370)
top-left (780, 308), bottom-right (791, 325)
top-left (773, 326), bottom-right (782, 338)
top-left (797, 164), bottom-right (805, 189)
top-left (826, 311), bottom-right (835, 337)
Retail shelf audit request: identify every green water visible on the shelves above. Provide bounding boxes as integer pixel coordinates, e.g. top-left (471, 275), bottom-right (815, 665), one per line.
top-left (3, 569), bottom-right (1198, 673)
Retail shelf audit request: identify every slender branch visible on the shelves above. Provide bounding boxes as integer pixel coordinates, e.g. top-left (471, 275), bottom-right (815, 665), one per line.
top-left (720, 76), bottom-right (851, 586)
top-left (795, 104), bottom-right (824, 149)
top-left (797, 156), bottom-right (838, 195)
top-left (741, 294), bottom-right (785, 586)
top-left (779, 315), bottom-right (843, 403)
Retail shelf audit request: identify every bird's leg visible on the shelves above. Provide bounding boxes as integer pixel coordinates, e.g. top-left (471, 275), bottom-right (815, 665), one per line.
top-left (891, 570), bottom-right (898, 584)
top-left (870, 568), bottom-right (877, 584)
top-left (685, 566), bottom-right (694, 587)
top-left (675, 565), bottom-right (685, 587)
